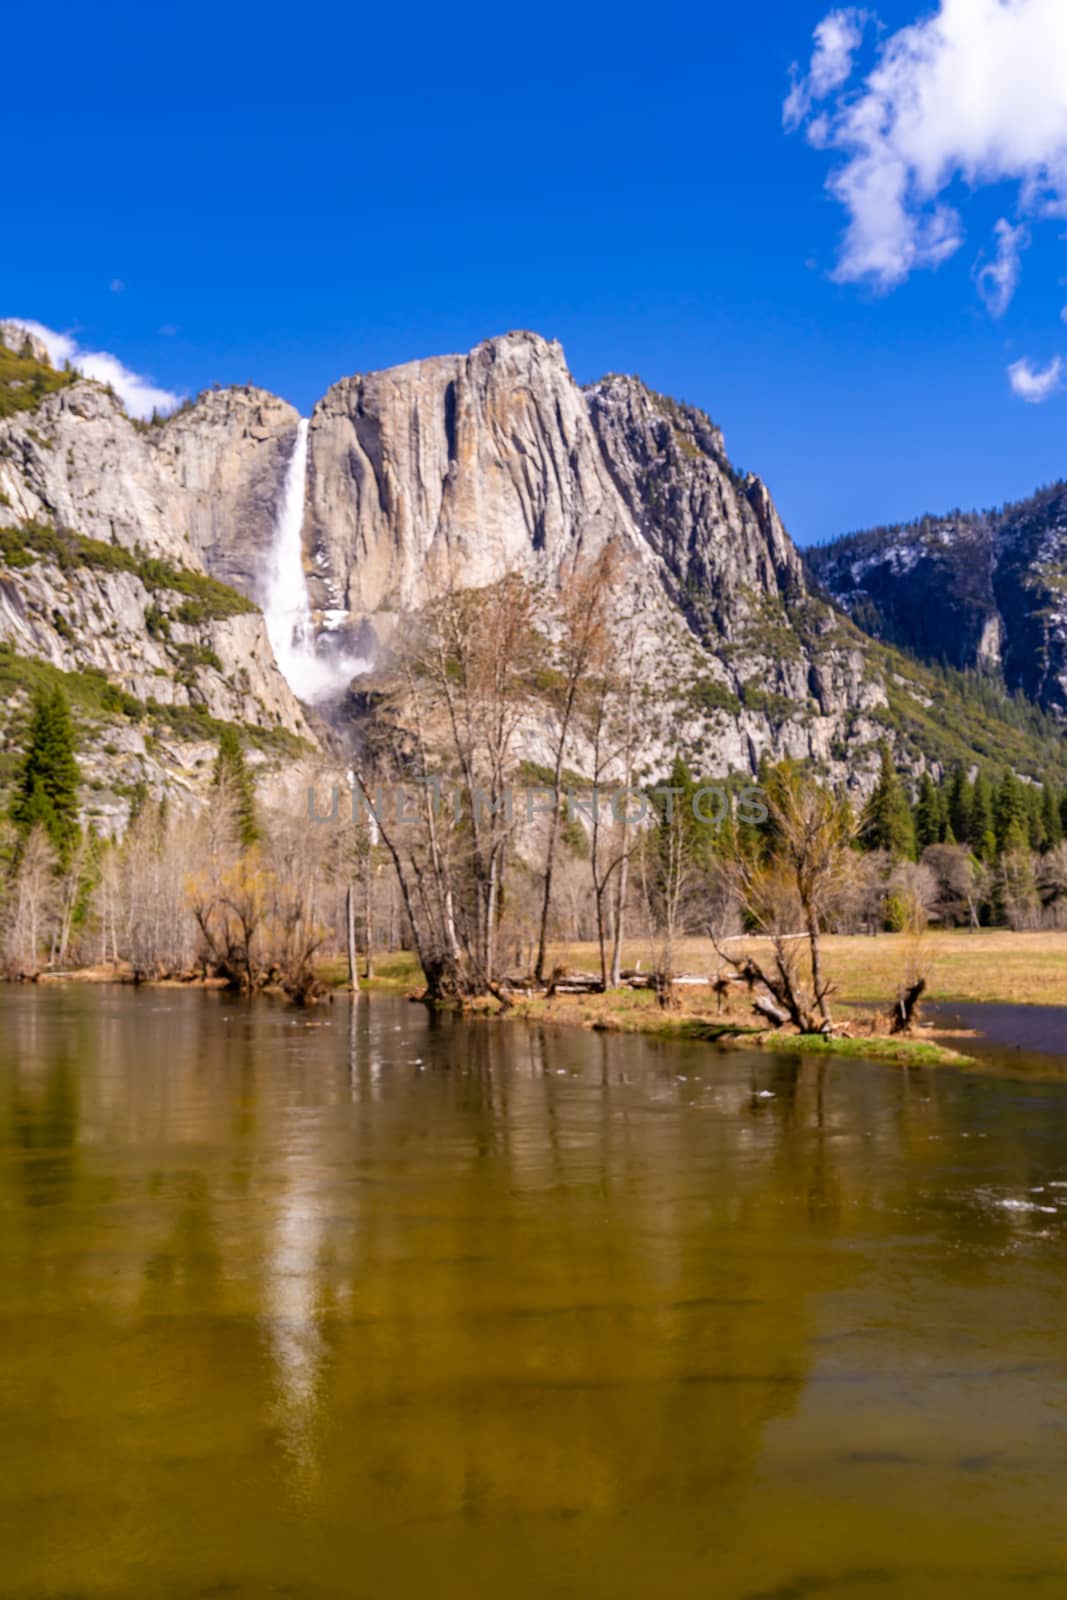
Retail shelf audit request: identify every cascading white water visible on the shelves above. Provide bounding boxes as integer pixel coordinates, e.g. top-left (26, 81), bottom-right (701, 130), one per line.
top-left (264, 419), bottom-right (368, 703)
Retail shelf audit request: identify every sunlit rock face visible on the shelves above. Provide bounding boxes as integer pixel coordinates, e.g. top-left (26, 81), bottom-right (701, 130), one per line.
top-left (21, 325), bottom-right (1034, 789)
top-left (300, 333), bottom-right (809, 657)
top-left (0, 328), bottom-right (892, 782)
top-left (285, 331), bottom-right (885, 777)
top-left (152, 385), bottom-right (301, 599)
top-left (0, 374), bottom-right (316, 791)
top-left (808, 483), bottom-right (1067, 721)
top-left (302, 333), bottom-right (636, 648)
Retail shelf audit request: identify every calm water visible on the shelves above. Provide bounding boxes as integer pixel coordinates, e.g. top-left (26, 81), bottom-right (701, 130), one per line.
top-left (925, 1001), bottom-right (1067, 1075)
top-left (2, 989), bottom-right (1067, 1599)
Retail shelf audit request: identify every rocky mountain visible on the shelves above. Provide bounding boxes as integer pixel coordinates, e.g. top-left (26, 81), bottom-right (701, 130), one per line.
top-left (1, 319), bottom-right (1065, 831)
top-left (806, 484), bottom-right (1067, 720)
top-left (0, 328), bottom-right (314, 827)
top-left (296, 333), bottom-right (889, 777)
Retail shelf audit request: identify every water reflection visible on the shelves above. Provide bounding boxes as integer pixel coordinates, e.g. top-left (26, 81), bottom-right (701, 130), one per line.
top-left (0, 988), bottom-right (1065, 1598)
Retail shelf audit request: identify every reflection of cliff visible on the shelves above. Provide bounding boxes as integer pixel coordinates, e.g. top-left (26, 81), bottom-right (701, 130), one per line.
top-left (0, 990), bottom-right (1062, 1598)
top-left (309, 1018), bottom-right (824, 1524)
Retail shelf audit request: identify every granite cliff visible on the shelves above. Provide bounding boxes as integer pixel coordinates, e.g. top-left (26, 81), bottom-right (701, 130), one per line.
top-left (2, 320), bottom-right (1064, 831)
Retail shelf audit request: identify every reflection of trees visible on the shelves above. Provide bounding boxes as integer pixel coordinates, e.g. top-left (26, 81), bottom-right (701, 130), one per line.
top-left (1, 987), bottom-right (1063, 1596)
top-left (315, 1015), bottom-right (830, 1524)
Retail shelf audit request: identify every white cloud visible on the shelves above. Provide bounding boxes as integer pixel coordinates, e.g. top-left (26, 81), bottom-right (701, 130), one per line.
top-left (1007, 355), bottom-right (1063, 403)
top-left (974, 219), bottom-right (1029, 317)
top-left (786, 0), bottom-right (1067, 292)
top-left (4, 317), bottom-right (182, 419)
top-left (784, 9), bottom-right (869, 132)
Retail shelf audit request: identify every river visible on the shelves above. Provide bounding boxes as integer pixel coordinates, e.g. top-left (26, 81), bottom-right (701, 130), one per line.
top-left (1, 987), bottom-right (1066, 1598)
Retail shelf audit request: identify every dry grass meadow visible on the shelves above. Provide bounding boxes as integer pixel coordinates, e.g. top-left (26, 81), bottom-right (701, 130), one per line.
top-left (545, 930), bottom-right (1067, 1008)
top-left (345, 930), bottom-right (1067, 1010)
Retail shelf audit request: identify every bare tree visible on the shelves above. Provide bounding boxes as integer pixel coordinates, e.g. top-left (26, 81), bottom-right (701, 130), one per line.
top-left (921, 843), bottom-right (989, 929)
top-left (885, 858), bottom-right (937, 1031)
top-left (353, 572), bottom-right (540, 999)
top-left (584, 604), bottom-right (643, 988)
top-left (718, 765), bottom-right (857, 1034)
top-left (1038, 843), bottom-right (1067, 927)
top-left (533, 542), bottom-right (620, 983)
top-left (2, 825), bottom-right (59, 977)
top-left (997, 848), bottom-right (1041, 930)
top-left (638, 789), bottom-right (697, 1008)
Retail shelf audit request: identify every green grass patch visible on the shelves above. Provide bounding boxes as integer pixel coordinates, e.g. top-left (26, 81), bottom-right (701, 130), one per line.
top-left (0, 646), bottom-right (306, 772)
top-left (0, 644), bottom-right (140, 720)
top-left (0, 521), bottom-right (257, 621)
top-left (688, 676), bottom-right (742, 716)
top-left (0, 337), bottom-right (77, 419)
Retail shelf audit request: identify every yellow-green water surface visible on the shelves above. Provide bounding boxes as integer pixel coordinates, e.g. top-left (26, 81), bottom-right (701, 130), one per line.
top-left (2, 987), bottom-right (1067, 1599)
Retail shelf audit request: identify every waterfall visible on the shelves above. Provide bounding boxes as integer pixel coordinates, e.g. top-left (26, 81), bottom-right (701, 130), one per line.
top-left (264, 419), bottom-right (368, 703)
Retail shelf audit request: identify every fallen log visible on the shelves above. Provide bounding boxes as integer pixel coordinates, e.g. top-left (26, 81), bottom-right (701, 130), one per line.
top-left (752, 996), bottom-right (791, 1029)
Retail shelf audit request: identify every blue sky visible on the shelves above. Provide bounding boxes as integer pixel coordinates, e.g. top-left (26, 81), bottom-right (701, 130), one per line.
top-left (4, 0), bottom-right (1067, 545)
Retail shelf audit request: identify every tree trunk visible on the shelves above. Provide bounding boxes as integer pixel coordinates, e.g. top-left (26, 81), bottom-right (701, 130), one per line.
top-left (610, 844), bottom-right (628, 988)
top-left (534, 786), bottom-right (563, 985)
top-left (806, 906), bottom-right (831, 1023)
top-left (346, 883), bottom-right (359, 995)
top-left (363, 863), bottom-right (374, 979)
top-left (889, 977), bottom-right (926, 1034)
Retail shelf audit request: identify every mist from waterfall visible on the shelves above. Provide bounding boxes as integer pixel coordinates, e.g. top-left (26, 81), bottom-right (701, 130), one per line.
top-left (264, 419), bottom-right (369, 704)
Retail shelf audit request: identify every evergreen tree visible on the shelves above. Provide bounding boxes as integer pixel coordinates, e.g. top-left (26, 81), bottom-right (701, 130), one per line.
top-left (914, 772), bottom-right (943, 853)
top-left (214, 726), bottom-right (258, 847)
top-left (1040, 783), bottom-right (1062, 853)
top-left (1022, 782), bottom-right (1043, 851)
top-left (971, 773), bottom-right (996, 861)
top-left (11, 687), bottom-right (81, 864)
top-left (994, 767), bottom-right (1029, 857)
top-left (722, 752), bottom-right (771, 862)
top-left (863, 743), bottom-right (915, 859)
top-left (946, 765), bottom-right (973, 845)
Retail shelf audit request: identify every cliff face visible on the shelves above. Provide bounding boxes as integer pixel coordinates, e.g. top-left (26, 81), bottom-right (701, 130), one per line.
top-left (5, 321), bottom-right (1064, 810)
top-left (0, 383), bottom-right (194, 566)
top-left (807, 484), bottom-right (1067, 719)
top-left (152, 386), bottom-right (300, 598)
top-left (302, 335), bottom-right (808, 649)
top-left (584, 374), bottom-right (803, 619)
top-left (0, 373), bottom-right (315, 826)
top-left (303, 333), bottom-right (636, 650)
top-left (293, 332), bottom-right (882, 776)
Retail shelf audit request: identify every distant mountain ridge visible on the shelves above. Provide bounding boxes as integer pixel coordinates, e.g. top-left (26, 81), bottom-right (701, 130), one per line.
top-left (806, 482), bottom-right (1067, 720)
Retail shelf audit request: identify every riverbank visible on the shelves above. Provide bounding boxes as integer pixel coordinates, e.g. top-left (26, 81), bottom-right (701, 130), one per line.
top-left (322, 930), bottom-right (1067, 1008)
top-left (449, 987), bottom-right (969, 1066)
top-left (318, 953), bottom-right (968, 1065)
top-left (20, 930), bottom-right (1066, 1069)
top-left (322, 929), bottom-right (1067, 1066)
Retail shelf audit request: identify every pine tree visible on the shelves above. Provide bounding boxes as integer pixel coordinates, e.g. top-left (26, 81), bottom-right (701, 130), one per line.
top-left (731, 752), bottom-right (773, 861)
top-left (994, 767), bottom-right (1029, 857)
top-left (214, 726), bottom-right (258, 847)
top-left (1040, 783), bottom-right (1062, 853)
top-left (11, 687), bottom-right (81, 865)
top-left (914, 772), bottom-right (943, 853)
top-left (971, 773), bottom-right (996, 861)
top-left (1023, 782), bottom-right (1044, 851)
top-left (863, 743), bottom-right (915, 859)
top-left (946, 764), bottom-right (973, 845)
